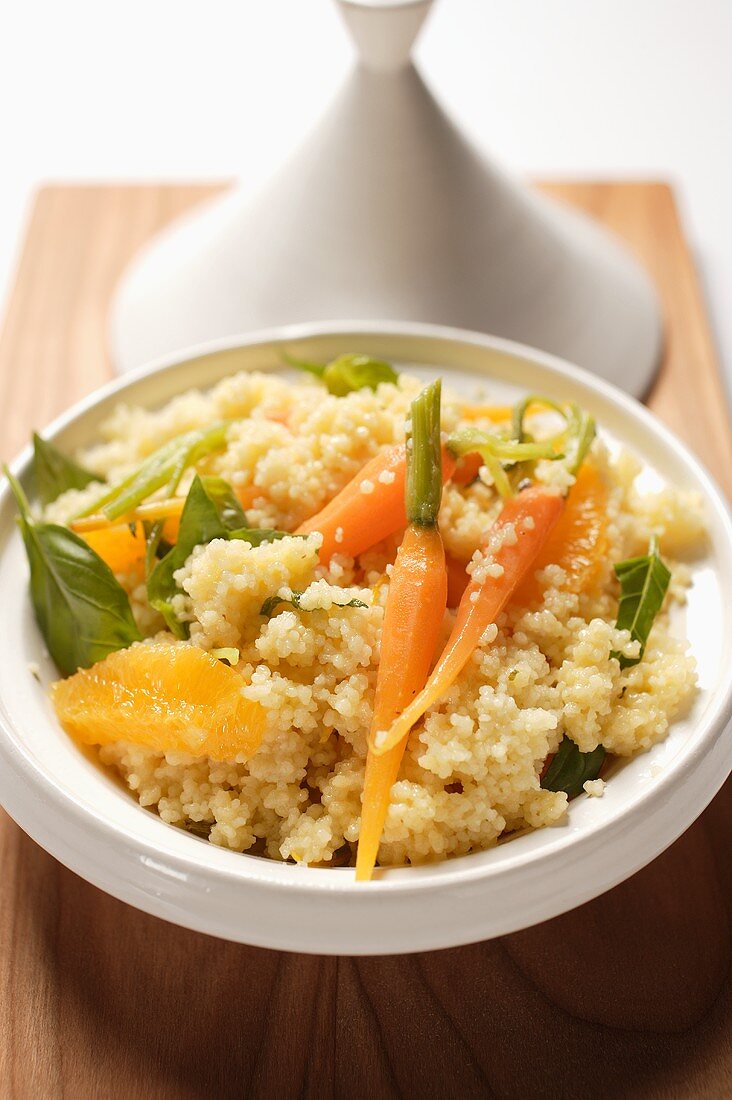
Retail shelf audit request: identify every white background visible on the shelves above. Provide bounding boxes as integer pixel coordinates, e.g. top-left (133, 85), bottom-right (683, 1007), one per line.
top-left (0, 0), bottom-right (729, 387)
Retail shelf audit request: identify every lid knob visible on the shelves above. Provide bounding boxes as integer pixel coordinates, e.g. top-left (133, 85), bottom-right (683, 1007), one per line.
top-left (335, 0), bottom-right (434, 72)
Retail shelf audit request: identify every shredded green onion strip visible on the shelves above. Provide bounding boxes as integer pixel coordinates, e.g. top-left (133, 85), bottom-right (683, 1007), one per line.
top-left (448, 393), bottom-right (596, 497)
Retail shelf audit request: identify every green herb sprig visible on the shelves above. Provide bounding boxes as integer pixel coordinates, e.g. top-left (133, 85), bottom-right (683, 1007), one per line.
top-left (284, 353), bottom-right (398, 396)
top-left (260, 592), bottom-right (367, 616)
top-left (611, 535), bottom-right (671, 668)
top-left (5, 468), bottom-right (141, 675)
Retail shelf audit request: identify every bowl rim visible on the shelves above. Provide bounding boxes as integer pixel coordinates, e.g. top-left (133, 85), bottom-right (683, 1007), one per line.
top-left (1, 319), bottom-right (731, 951)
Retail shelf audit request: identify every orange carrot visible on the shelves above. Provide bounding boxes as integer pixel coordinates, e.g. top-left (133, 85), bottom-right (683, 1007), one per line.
top-left (451, 451), bottom-right (482, 486)
top-left (356, 381), bottom-right (448, 881)
top-left (356, 526), bottom-right (447, 879)
top-left (296, 444), bottom-right (457, 562)
top-left (370, 486), bottom-right (564, 757)
top-left (234, 483), bottom-right (267, 511)
top-left (445, 553), bottom-right (470, 608)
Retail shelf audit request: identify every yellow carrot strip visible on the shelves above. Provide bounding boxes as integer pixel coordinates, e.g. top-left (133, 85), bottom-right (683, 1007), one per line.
top-left (70, 496), bottom-right (186, 534)
top-left (370, 486), bottom-right (564, 757)
top-left (296, 444), bottom-right (457, 563)
top-left (459, 404), bottom-right (513, 422)
top-left (356, 381), bottom-right (448, 881)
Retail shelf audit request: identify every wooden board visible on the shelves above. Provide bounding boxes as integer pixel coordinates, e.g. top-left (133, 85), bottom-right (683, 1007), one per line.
top-left (0, 183), bottom-right (730, 1098)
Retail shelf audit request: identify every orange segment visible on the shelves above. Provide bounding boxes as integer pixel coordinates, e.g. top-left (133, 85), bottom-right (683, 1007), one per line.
top-left (52, 643), bottom-right (266, 761)
top-left (82, 516), bottom-right (180, 574)
top-left (511, 462), bottom-right (609, 607)
top-left (83, 522), bottom-right (147, 574)
top-left (160, 515), bottom-right (180, 543)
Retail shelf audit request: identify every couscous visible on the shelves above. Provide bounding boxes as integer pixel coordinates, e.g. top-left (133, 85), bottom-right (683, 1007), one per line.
top-left (8, 354), bottom-right (705, 877)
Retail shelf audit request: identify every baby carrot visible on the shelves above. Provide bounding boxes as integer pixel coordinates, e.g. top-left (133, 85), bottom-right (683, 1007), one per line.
top-left (356, 381), bottom-right (448, 881)
top-left (370, 485), bottom-right (564, 757)
top-left (296, 442), bottom-right (457, 562)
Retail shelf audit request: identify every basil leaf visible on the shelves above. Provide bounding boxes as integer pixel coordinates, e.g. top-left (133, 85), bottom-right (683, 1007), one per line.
top-left (5, 468), bottom-right (141, 676)
top-left (541, 736), bottom-right (606, 799)
top-left (148, 475), bottom-right (235, 637)
top-left (79, 422), bottom-right (230, 522)
top-left (228, 528), bottom-right (291, 547)
top-left (285, 352), bottom-right (398, 395)
top-left (611, 535), bottom-right (671, 668)
top-left (199, 476), bottom-right (248, 530)
top-left (144, 519), bottom-right (167, 578)
top-left (148, 475), bottom-right (289, 637)
top-left (32, 433), bottom-right (97, 506)
top-left (261, 592), bottom-right (367, 616)
top-left (323, 355), bottom-right (398, 396)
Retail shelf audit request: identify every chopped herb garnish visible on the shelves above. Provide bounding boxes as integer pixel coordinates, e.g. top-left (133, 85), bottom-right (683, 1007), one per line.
top-left (260, 592), bottom-right (367, 616)
top-left (541, 736), bottom-right (606, 799)
top-left (284, 352), bottom-right (398, 396)
top-left (211, 647), bottom-right (240, 666)
top-left (611, 535), bottom-right (671, 668)
top-left (32, 433), bottom-right (97, 506)
top-left (5, 467), bottom-right (142, 676)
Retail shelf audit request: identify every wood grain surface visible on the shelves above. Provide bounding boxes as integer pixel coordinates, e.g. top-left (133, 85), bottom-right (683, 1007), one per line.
top-left (0, 182), bottom-right (730, 1099)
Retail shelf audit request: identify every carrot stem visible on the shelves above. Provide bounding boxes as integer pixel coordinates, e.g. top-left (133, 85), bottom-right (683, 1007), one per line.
top-left (406, 379), bottom-right (443, 526)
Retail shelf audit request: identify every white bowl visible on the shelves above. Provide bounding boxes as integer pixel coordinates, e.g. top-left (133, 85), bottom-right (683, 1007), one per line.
top-left (0, 322), bottom-right (730, 956)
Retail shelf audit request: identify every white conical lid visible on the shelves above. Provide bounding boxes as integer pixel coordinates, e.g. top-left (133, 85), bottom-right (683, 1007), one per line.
top-left (111, 3), bottom-right (661, 393)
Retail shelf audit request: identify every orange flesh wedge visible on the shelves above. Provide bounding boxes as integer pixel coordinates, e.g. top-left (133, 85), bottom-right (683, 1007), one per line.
top-left (511, 462), bottom-right (609, 607)
top-left (82, 522), bottom-right (148, 574)
top-left (81, 516), bottom-right (180, 574)
top-left (52, 643), bottom-right (266, 761)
